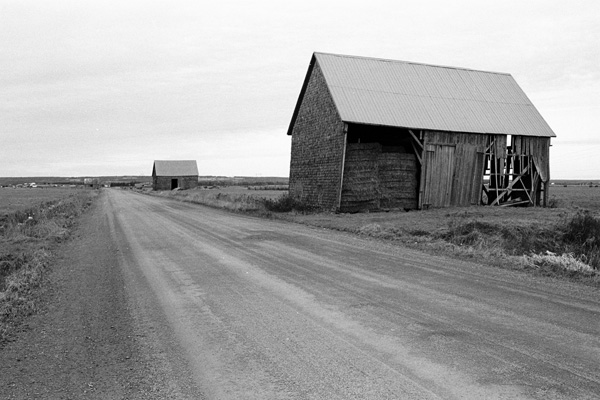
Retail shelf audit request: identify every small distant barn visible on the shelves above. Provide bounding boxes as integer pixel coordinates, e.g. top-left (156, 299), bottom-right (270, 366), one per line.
top-left (152, 160), bottom-right (199, 191)
top-left (287, 52), bottom-right (556, 212)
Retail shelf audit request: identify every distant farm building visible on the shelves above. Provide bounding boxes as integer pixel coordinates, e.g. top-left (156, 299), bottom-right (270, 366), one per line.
top-left (287, 52), bottom-right (555, 212)
top-left (152, 160), bottom-right (199, 190)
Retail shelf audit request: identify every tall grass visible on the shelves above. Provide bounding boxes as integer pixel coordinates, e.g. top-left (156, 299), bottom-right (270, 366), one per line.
top-left (441, 210), bottom-right (600, 274)
top-left (154, 190), bottom-right (266, 212)
top-left (349, 208), bottom-right (599, 281)
top-left (0, 190), bottom-right (95, 344)
top-left (151, 189), bottom-right (317, 214)
top-left (561, 210), bottom-right (600, 269)
top-left (442, 218), bottom-right (559, 256)
top-left (263, 194), bottom-right (318, 213)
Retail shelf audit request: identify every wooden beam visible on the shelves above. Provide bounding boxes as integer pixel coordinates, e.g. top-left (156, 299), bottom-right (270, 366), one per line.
top-left (493, 158), bottom-right (499, 205)
top-left (417, 138), bottom-right (427, 210)
top-left (408, 130), bottom-right (423, 150)
top-left (531, 170), bottom-right (539, 206)
top-left (499, 200), bottom-right (531, 207)
top-left (410, 139), bottom-right (422, 165)
top-left (481, 184), bottom-right (489, 205)
top-left (522, 176), bottom-right (535, 205)
top-left (409, 129), bottom-right (425, 209)
top-left (490, 165), bottom-right (530, 206)
top-left (337, 124), bottom-right (348, 211)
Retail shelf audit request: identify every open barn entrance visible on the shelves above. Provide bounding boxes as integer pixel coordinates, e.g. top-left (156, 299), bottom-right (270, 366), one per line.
top-left (171, 179), bottom-right (179, 190)
top-left (341, 124), bottom-right (419, 212)
top-left (482, 135), bottom-right (549, 207)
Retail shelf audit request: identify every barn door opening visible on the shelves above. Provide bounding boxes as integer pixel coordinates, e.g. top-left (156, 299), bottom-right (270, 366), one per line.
top-left (422, 144), bottom-right (455, 208)
top-left (482, 135), bottom-right (548, 207)
top-left (171, 179), bottom-right (179, 190)
top-left (341, 124), bottom-right (420, 212)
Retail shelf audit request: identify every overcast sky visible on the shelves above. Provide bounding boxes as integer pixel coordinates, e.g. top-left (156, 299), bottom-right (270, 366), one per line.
top-left (1, 0), bottom-right (598, 178)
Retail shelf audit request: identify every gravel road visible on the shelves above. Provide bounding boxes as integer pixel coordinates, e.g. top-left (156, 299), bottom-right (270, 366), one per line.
top-left (1, 189), bottom-right (599, 399)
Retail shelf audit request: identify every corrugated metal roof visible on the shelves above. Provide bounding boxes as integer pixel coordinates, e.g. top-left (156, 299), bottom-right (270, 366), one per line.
top-left (299, 52), bottom-right (555, 137)
top-left (153, 160), bottom-right (199, 176)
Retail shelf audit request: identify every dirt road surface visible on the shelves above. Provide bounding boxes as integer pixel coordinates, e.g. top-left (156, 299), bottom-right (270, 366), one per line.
top-left (1, 189), bottom-right (599, 399)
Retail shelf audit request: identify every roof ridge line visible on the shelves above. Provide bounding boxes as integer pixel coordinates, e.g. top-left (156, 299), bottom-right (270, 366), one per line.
top-left (314, 51), bottom-right (512, 77)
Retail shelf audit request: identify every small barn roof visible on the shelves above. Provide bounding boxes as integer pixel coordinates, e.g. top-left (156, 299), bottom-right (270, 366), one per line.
top-left (153, 160), bottom-right (199, 176)
top-left (288, 52), bottom-right (555, 138)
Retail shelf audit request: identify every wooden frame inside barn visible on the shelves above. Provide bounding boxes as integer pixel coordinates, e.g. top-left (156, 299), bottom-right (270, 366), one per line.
top-left (287, 52), bottom-right (555, 212)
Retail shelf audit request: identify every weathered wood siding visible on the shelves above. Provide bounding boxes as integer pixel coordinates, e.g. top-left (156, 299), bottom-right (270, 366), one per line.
top-left (421, 131), bottom-right (488, 208)
top-left (288, 61), bottom-right (346, 210)
top-left (511, 136), bottom-right (550, 182)
top-left (340, 143), bottom-right (418, 212)
top-left (422, 144), bottom-right (455, 207)
top-left (488, 134), bottom-right (509, 194)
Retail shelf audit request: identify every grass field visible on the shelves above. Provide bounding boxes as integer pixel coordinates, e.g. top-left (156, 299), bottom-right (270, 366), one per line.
top-left (1, 188), bottom-right (96, 344)
top-left (0, 187), bottom-right (84, 216)
top-left (547, 184), bottom-right (600, 210)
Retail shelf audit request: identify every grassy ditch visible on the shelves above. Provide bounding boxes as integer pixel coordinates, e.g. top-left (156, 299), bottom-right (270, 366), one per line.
top-left (0, 190), bottom-right (96, 345)
top-left (150, 188), bottom-right (268, 213)
top-left (147, 188), bottom-right (315, 215)
top-left (439, 210), bottom-right (599, 279)
top-left (339, 209), bottom-right (600, 284)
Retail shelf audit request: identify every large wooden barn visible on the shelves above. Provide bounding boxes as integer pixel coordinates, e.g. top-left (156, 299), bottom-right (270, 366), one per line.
top-left (152, 160), bottom-right (199, 191)
top-left (287, 52), bottom-right (556, 212)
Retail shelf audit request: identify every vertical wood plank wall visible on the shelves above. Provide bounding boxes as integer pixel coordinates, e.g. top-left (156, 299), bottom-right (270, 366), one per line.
top-left (423, 144), bottom-right (455, 207)
top-left (420, 131), bottom-right (488, 208)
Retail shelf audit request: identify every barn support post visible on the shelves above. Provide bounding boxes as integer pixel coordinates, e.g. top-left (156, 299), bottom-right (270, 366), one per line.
top-left (473, 150), bottom-right (486, 205)
top-left (417, 130), bottom-right (427, 209)
top-left (337, 123), bottom-right (349, 211)
top-left (408, 129), bottom-right (426, 209)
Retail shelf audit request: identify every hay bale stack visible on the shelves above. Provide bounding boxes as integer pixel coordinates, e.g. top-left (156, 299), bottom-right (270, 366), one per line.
top-left (379, 153), bottom-right (418, 209)
top-left (341, 143), bottom-right (380, 212)
top-left (341, 143), bottom-right (418, 212)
